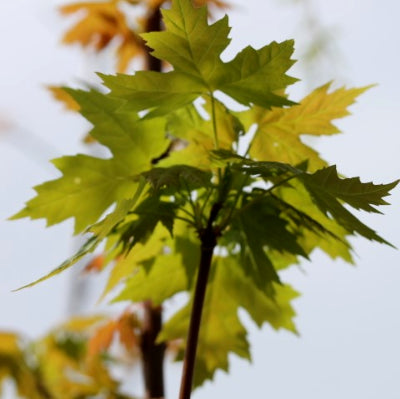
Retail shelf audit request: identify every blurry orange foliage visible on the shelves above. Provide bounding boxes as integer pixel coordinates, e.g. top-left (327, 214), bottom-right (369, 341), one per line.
top-left (60, 0), bottom-right (229, 72)
top-left (88, 310), bottom-right (140, 358)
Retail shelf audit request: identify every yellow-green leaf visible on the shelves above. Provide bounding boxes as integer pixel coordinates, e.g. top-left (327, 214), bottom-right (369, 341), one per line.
top-left (242, 83), bottom-right (370, 170)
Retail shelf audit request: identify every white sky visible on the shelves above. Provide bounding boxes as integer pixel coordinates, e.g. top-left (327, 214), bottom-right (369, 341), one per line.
top-left (0, 1), bottom-right (399, 398)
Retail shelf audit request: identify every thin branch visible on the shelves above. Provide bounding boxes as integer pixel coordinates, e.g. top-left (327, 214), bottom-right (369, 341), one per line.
top-left (178, 202), bottom-right (222, 399)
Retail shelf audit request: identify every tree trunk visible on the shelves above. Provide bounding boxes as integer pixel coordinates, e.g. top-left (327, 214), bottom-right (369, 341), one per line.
top-left (139, 6), bottom-right (166, 399)
top-left (141, 301), bottom-right (166, 399)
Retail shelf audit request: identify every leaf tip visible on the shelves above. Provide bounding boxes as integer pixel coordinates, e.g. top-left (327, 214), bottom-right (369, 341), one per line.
top-left (8, 207), bottom-right (29, 222)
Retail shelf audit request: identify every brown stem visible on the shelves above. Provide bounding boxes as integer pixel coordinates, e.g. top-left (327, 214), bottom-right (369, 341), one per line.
top-left (139, 6), bottom-right (166, 399)
top-left (144, 7), bottom-right (162, 71)
top-left (141, 301), bottom-right (166, 399)
top-left (178, 203), bottom-right (222, 399)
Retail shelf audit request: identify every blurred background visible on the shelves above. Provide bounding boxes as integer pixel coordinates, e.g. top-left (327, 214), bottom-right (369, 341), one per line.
top-left (1, 0), bottom-right (399, 398)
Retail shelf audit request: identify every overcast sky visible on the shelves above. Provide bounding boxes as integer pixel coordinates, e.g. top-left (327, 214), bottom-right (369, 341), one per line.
top-left (0, 1), bottom-right (399, 398)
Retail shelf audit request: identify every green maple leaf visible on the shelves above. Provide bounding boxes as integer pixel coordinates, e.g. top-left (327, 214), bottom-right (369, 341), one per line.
top-left (10, 0), bottom-right (398, 391)
top-left (100, 224), bottom-right (169, 299)
top-left (11, 155), bottom-right (137, 233)
top-left (101, 0), bottom-right (297, 115)
top-left (142, 165), bottom-right (212, 192)
top-left (98, 70), bottom-right (204, 118)
top-left (302, 165), bottom-right (398, 213)
top-left (160, 99), bottom-right (242, 169)
top-left (215, 41), bottom-right (297, 107)
top-left (231, 158), bottom-right (304, 179)
top-left (143, 0), bottom-right (231, 85)
top-left (111, 217), bottom-right (201, 302)
top-left (89, 176), bottom-right (147, 241)
top-left (159, 256), bottom-right (298, 387)
top-left (167, 98), bottom-right (242, 148)
top-left (11, 90), bottom-right (169, 233)
top-left (300, 166), bottom-right (398, 245)
top-left (276, 179), bottom-right (354, 262)
top-left (112, 253), bottom-right (188, 306)
top-left (231, 195), bottom-right (308, 288)
top-left (102, 215), bottom-right (200, 301)
top-left (119, 196), bottom-right (178, 251)
top-left (13, 178), bottom-right (148, 291)
top-left (239, 83), bottom-right (370, 170)
top-left (65, 89), bottom-right (169, 169)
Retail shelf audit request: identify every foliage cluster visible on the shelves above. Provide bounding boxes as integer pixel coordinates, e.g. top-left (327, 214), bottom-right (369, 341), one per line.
top-left (1, 0), bottom-right (397, 398)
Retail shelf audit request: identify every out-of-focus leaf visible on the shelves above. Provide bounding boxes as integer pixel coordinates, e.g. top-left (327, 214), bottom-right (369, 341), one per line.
top-left (47, 86), bottom-right (80, 111)
top-left (60, 1), bottom-right (143, 72)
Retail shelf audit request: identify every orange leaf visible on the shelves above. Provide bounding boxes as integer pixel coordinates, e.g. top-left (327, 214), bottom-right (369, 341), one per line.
top-left (117, 35), bottom-right (144, 72)
top-left (87, 320), bottom-right (116, 358)
top-left (83, 254), bottom-right (106, 274)
top-left (116, 312), bottom-right (140, 353)
top-left (59, 1), bottom-right (143, 72)
top-left (47, 86), bottom-right (80, 111)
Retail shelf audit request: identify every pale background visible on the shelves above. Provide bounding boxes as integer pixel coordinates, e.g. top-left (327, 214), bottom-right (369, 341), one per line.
top-left (0, 1), bottom-right (399, 398)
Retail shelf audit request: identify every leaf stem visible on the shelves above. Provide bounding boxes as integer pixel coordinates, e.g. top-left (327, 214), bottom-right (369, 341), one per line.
top-left (182, 180), bottom-right (202, 229)
top-left (177, 206), bottom-right (198, 225)
top-left (209, 93), bottom-right (225, 187)
top-left (210, 93), bottom-right (220, 149)
top-left (175, 215), bottom-right (198, 227)
top-left (198, 187), bottom-right (213, 224)
top-left (262, 174), bottom-right (299, 194)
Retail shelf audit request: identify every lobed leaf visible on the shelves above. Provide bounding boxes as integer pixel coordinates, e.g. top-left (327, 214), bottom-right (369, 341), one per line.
top-left (102, 0), bottom-right (297, 114)
top-left (89, 176), bottom-right (147, 241)
top-left (108, 217), bottom-right (200, 303)
top-left (301, 165), bottom-right (398, 213)
top-left (159, 256), bottom-right (298, 386)
top-left (101, 224), bottom-right (169, 299)
top-left (65, 88), bottom-right (169, 170)
top-left (99, 70), bottom-right (203, 117)
top-left (60, 1), bottom-right (143, 72)
top-left (119, 196), bottom-right (178, 251)
top-left (241, 84), bottom-right (370, 170)
top-left (113, 254), bottom-right (188, 306)
top-left (11, 155), bottom-right (137, 234)
top-left (143, 0), bottom-right (231, 85)
top-left (142, 165), bottom-right (212, 192)
top-left (216, 41), bottom-right (298, 107)
top-left (160, 99), bottom-right (241, 169)
top-left (12, 86), bottom-right (172, 234)
top-left (231, 196), bottom-right (308, 288)
top-left (276, 179), bottom-right (354, 262)
top-left (300, 166), bottom-right (398, 246)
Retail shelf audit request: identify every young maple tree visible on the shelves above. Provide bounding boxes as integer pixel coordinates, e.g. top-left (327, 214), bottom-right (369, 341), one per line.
top-left (1, 0), bottom-right (398, 398)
